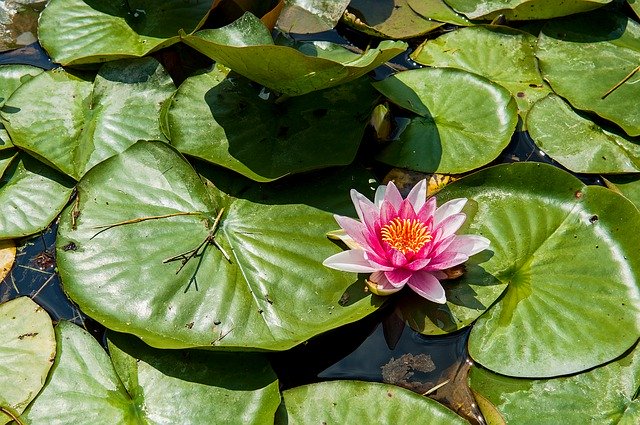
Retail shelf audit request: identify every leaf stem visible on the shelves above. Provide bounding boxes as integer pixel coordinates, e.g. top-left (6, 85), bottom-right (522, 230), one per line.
top-left (601, 65), bottom-right (640, 99)
top-left (90, 212), bottom-right (203, 239)
top-left (0, 406), bottom-right (25, 425)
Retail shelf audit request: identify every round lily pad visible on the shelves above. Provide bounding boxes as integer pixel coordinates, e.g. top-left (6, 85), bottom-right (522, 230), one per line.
top-left (38, 0), bottom-right (211, 65)
top-left (167, 66), bottom-right (379, 182)
top-left (435, 162), bottom-right (640, 378)
top-left (56, 141), bottom-right (381, 350)
top-left (276, 380), bottom-right (468, 424)
top-left (0, 64), bottom-right (43, 151)
top-left (605, 174), bottom-right (640, 210)
top-left (0, 153), bottom-right (75, 239)
top-left (468, 342), bottom-right (640, 424)
top-left (443, 0), bottom-right (611, 20)
top-left (4, 58), bottom-right (174, 180)
top-left (22, 321), bottom-right (280, 424)
top-left (536, 12), bottom-right (640, 136)
top-left (412, 25), bottom-right (550, 118)
top-left (373, 68), bottom-right (518, 174)
top-left (0, 297), bottom-right (55, 425)
top-left (528, 94), bottom-right (640, 173)
top-left (181, 13), bottom-right (407, 96)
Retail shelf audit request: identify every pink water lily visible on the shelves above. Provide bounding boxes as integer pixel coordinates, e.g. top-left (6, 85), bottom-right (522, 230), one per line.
top-left (323, 180), bottom-right (490, 304)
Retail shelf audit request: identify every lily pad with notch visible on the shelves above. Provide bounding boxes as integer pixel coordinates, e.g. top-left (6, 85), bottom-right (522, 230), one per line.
top-left (56, 141), bottom-right (382, 350)
top-left (0, 64), bottom-right (43, 151)
top-left (38, 0), bottom-right (213, 66)
top-left (167, 65), bottom-right (379, 182)
top-left (22, 321), bottom-right (280, 424)
top-left (442, 0), bottom-right (611, 20)
top-left (434, 162), bottom-right (640, 378)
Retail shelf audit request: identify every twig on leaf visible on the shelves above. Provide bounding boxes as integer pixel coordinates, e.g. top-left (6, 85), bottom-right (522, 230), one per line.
top-left (0, 406), bottom-right (25, 425)
top-left (90, 211), bottom-right (202, 240)
top-left (601, 65), bottom-right (640, 99)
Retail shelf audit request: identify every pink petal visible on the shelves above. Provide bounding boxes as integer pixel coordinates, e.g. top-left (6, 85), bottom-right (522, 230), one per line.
top-left (374, 185), bottom-right (386, 207)
top-left (407, 271), bottom-right (446, 304)
top-left (406, 179), bottom-right (427, 212)
top-left (425, 251), bottom-right (469, 271)
top-left (435, 213), bottom-right (466, 239)
top-left (334, 215), bottom-right (369, 247)
top-left (351, 189), bottom-right (379, 232)
top-left (397, 198), bottom-right (416, 220)
top-left (385, 268), bottom-right (412, 287)
top-left (383, 181), bottom-right (404, 209)
top-left (380, 200), bottom-right (397, 224)
top-left (448, 235), bottom-right (491, 257)
top-left (417, 196), bottom-right (437, 224)
top-left (367, 271), bottom-right (402, 296)
top-left (323, 250), bottom-right (377, 273)
top-left (405, 257), bottom-right (431, 271)
top-left (429, 234), bottom-right (456, 259)
top-left (434, 198), bottom-right (467, 227)
top-left (389, 250), bottom-right (408, 268)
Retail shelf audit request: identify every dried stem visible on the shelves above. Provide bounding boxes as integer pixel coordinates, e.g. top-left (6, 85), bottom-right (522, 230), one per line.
top-left (0, 406), bottom-right (25, 425)
top-left (90, 211), bottom-right (202, 240)
top-left (601, 65), bottom-right (640, 99)
top-left (422, 379), bottom-right (450, 396)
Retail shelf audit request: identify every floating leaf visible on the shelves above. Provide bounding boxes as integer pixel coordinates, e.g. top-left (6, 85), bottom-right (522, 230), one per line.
top-left (22, 322), bottom-right (280, 424)
top-left (0, 64), bottom-right (43, 151)
top-left (0, 297), bottom-right (55, 425)
top-left (528, 94), bottom-right (640, 173)
top-left (275, 381), bottom-right (468, 424)
top-left (442, 0), bottom-right (611, 20)
top-left (407, 0), bottom-right (472, 26)
top-left (0, 153), bottom-right (74, 239)
top-left (167, 66), bottom-right (378, 181)
top-left (604, 174), bottom-right (640, 210)
top-left (434, 162), bottom-right (640, 378)
top-left (468, 342), bottom-right (640, 424)
top-left (412, 25), bottom-right (550, 118)
top-left (536, 12), bottom-right (640, 136)
top-left (38, 0), bottom-right (212, 65)
top-left (373, 68), bottom-right (518, 174)
top-left (345, 0), bottom-right (444, 39)
top-left (0, 149), bottom-right (16, 178)
top-left (0, 0), bottom-right (46, 52)
top-left (0, 240), bottom-right (15, 281)
top-left (181, 13), bottom-right (407, 96)
top-left (56, 141), bottom-right (381, 350)
top-left (277, 0), bottom-right (350, 33)
top-left (3, 58), bottom-right (174, 180)
top-left (631, 0), bottom-right (640, 19)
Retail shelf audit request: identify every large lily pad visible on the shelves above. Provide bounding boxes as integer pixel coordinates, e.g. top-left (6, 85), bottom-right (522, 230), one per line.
top-left (443, 0), bottom-right (611, 20)
top-left (38, 0), bottom-right (212, 65)
top-left (22, 321), bottom-right (280, 424)
top-left (407, 0), bottom-right (472, 26)
top-left (528, 94), bottom-right (640, 173)
top-left (412, 25), bottom-right (550, 118)
top-left (605, 174), bottom-right (640, 210)
top-left (373, 68), bottom-right (518, 174)
top-left (181, 12), bottom-right (407, 96)
top-left (469, 342), bottom-right (640, 424)
top-left (167, 66), bottom-right (379, 182)
top-left (345, 0), bottom-right (444, 39)
top-left (536, 12), bottom-right (640, 137)
top-left (275, 381), bottom-right (468, 424)
top-left (56, 141), bottom-right (381, 350)
top-left (0, 153), bottom-right (75, 239)
top-left (3, 58), bottom-right (174, 180)
top-left (0, 64), bottom-right (42, 151)
top-left (0, 297), bottom-right (56, 425)
top-left (434, 162), bottom-right (640, 378)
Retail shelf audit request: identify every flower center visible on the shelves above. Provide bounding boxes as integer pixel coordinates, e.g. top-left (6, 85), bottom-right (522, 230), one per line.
top-left (380, 218), bottom-right (431, 254)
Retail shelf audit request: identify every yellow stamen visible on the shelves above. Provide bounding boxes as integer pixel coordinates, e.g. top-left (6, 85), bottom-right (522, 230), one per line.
top-left (380, 218), bottom-right (431, 254)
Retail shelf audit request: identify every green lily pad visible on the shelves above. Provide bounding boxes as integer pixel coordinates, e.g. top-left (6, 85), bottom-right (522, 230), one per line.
top-left (0, 150), bottom-right (17, 179)
top-left (443, 0), bottom-right (611, 20)
top-left (528, 94), bottom-right (640, 173)
top-left (167, 66), bottom-right (379, 182)
top-left (345, 0), bottom-right (444, 39)
top-left (22, 321), bottom-right (280, 424)
top-left (0, 153), bottom-right (75, 239)
top-left (275, 381), bottom-right (468, 424)
top-left (435, 162), bottom-right (640, 378)
top-left (276, 0), bottom-right (350, 33)
top-left (0, 64), bottom-right (43, 151)
top-left (56, 141), bottom-right (381, 350)
top-left (38, 0), bottom-right (211, 66)
top-left (631, 0), bottom-right (640, 19)
top-left (0, 297), bottom-right (55, 425)
top-left (412, 25), bottom-right (551, 118)
top-left (373, 68), bottom-right (518, 174)
top-left (3, 58), bottom-right (174, 180)
top-left (407, 0), bottom-right (472, 26)
top-left (604, 174), bottom-right (640, 210)
top-left (536, 12), bottom-right (640, 137)
top-left (181, 13), bottom-right (407, 96)
top-left (468, 342), bottom-right (640, 424)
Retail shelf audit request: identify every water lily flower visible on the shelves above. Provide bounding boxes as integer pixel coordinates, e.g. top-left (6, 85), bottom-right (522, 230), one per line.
top-left (323, 180), bottom-right (490, 304)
